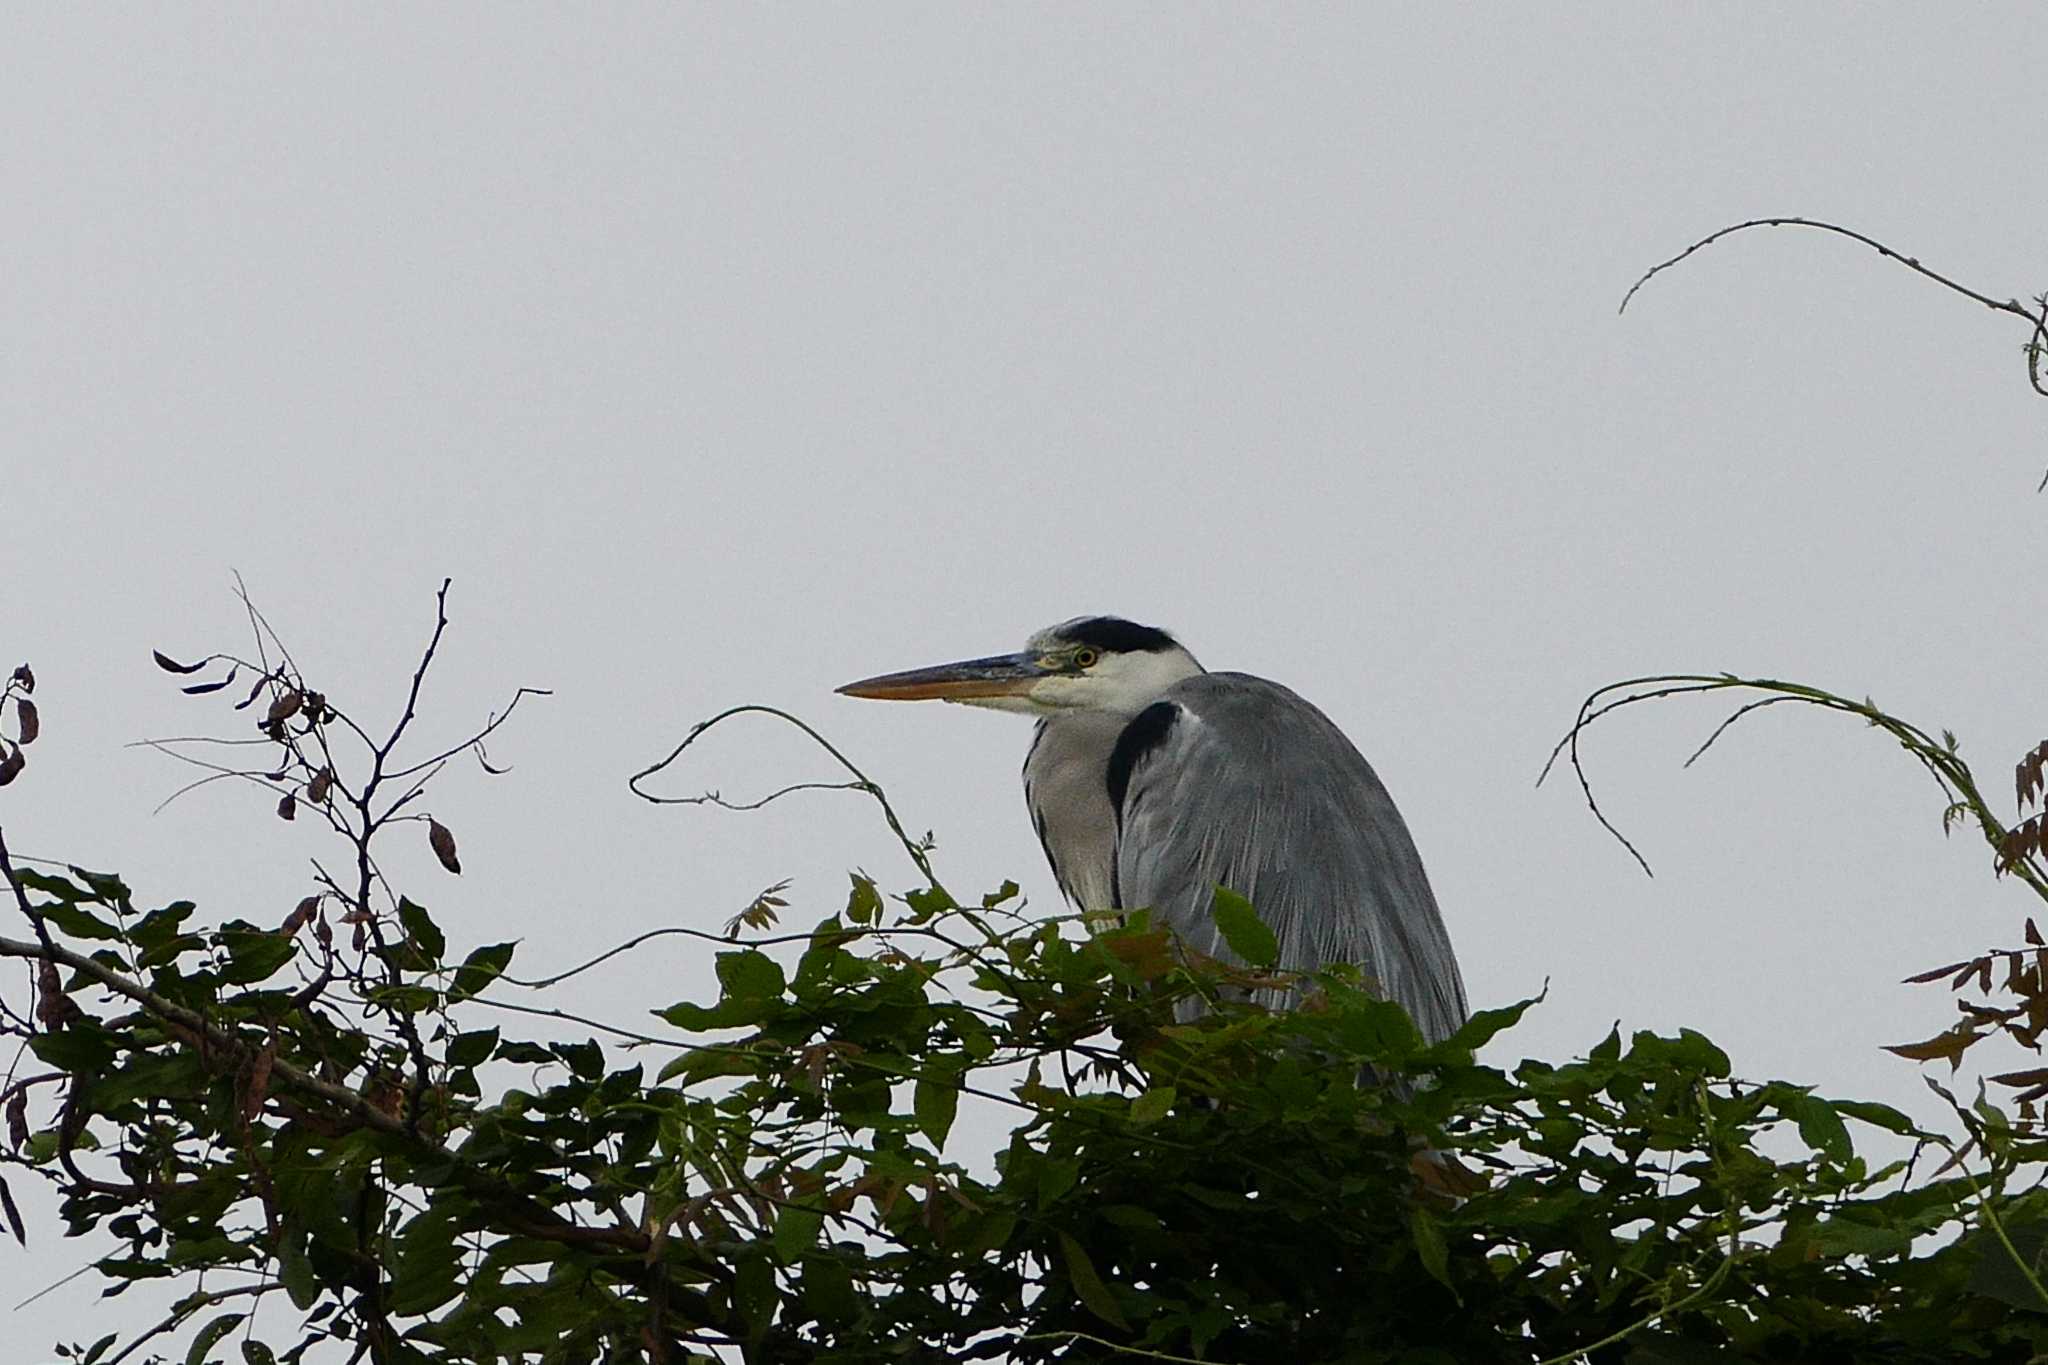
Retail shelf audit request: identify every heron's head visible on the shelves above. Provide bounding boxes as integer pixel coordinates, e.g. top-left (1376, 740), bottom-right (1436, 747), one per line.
top-left (837, 616), bottom-right (1204, 718)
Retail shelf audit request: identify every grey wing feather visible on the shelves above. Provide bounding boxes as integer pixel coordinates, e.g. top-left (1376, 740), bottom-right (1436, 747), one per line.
top-left (1114, 673), bottom-right (1469, 1044)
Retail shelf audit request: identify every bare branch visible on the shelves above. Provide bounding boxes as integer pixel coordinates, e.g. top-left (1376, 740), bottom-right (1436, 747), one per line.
top-left (631, 704), bottom-right (945, 894)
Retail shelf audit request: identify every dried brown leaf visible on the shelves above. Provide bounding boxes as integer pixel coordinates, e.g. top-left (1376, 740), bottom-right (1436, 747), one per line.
top-left (276, 793), bottom-right (296, 822)
top-left (1902, 959), bottom-right (1972, 985)
top-left (4, 1090), bottom-right (26, 1151)
top-left (265, 689), bottom-right (303, 725)
top-left (9, 664), bottom-right (32, 693)
top-left (1885, 1025), bottom-right (1982, 1070)
top-left (306, 768), bottom-right (333, 805)
top-left (243, 1039), bottom-right (277, 1123)
top-left (429, 819), bottom-right (461, 874)
top-left (1991, 1066), bottom-right (2048, 1088)
top-left (182, 666), bottom-right (240, 695)
top-left (14, 699), bottom-right (37, 745)
top-left (282, 895), bottom-right (320, 935)
top-left (152, 649), bottom-right (205, 675)
top-left (0, 1176), bottom-right (22, 1247)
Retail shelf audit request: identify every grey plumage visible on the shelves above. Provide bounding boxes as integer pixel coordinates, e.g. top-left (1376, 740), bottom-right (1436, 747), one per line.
top-left (839, 616), bottom-right (1468, 1046)
top-left (1049, 673), bottom-right (1467, 1043)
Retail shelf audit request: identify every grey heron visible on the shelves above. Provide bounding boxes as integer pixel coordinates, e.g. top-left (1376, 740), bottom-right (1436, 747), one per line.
top-left (836, 616), bottom-right (1468, 1044)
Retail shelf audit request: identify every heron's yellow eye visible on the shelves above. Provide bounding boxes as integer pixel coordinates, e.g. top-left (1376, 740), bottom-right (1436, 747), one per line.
top-left (1073, 648), bottom-right (1099, 669)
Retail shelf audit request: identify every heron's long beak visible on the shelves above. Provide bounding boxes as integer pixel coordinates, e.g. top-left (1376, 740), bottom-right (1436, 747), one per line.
top-left (835, 652), bottom-right (1046, 702)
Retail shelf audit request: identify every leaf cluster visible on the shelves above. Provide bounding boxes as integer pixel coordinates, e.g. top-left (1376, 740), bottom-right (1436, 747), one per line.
top-left (5, 862), bottom-right (2048, 1364)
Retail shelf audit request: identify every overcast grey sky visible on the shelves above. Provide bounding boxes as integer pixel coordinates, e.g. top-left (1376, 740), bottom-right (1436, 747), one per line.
top-left (7, 6), bottom-right (2048, 1355)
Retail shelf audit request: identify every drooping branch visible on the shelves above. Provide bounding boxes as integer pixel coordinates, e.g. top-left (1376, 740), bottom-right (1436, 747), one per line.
top-left (1621, 216), bottom-right (2048, 486)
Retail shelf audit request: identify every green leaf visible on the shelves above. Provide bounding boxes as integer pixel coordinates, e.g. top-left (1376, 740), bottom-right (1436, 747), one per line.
top-left (216, 928), bottom-right (297, 984)
top-left (1971, 1218), bottom-right (2048, 1312)
top-left (716, 949), bottom-right (786, 1001)
top-left (733, 1255), bottom-right (777, 1341)
top-left (72, 868), bottom-right (132, 903)
top-left (397, 898), bottom-right (445, 966)
top-left (1210, 886), bottom-right (1277, 968)
top-left (1833, 1098), bottom-right (1925, 1137)
top-left (914, 1066), bottom-right (961, 1147)
top-left (15, 869), bottom-right (88, 901)
top-left (846, 875), bottom-right (882, 926)
top-left (447, 1028), bottom-right (500, 1068)
top-left (772, 1202), bottom-right (825, 1263)
top-left (130, 901), bottom-right (196, 950)
top-left (450, 941), bottom-right (516, 1001)
top-left (1057, 1232), bottom-right (1130, 1331)
top-left (800, 1254), bottom-right (861, 1327)
top-left (30, 1024), bottom-right (117, 1073)
top-left (240, 1343), bottom-right (277, 1365)
top-left (1128, 1086), bottom-right (1176, 1125)
top-left (184, 1312), bottom-right (245, 1365)
top-left (388, 1206), bottom-right (464, 1316)
top-left (1784, 1093), bottom-right (1853, 1163)
top-left (1407, 1205), bottom-right (1460, 1303)
top-left (80, 1333), bottom-right (119, 1365)
top-left (1036, 1157), bottom-right (1080, 1209)
top-left (38, 901), bottom-right (124, 941)
top-left (276, 1223), bottom-right (318, 1310)
top-left (1438, 995), bottom-right (1541, 1055)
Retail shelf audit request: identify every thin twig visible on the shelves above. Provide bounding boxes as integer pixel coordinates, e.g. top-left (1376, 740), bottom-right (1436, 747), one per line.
top-left (631, 704), bottom-right (946, 894)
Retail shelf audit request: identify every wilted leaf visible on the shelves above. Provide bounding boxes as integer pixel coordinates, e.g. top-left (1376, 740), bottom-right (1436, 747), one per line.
top-left (428, 819), bottom-right (461, 874)
top-left (15, 698), bottom-right (37, 745)
top-left (281, 895), bottom-right (320, 935)
top-left (1885, 1026), bottom-right (1981, 1071)
top-left (306, 768), bottom-right (333, 805)
top-left (1902, 959), bottom-right (1973, 985)
top-left (9, 663), bottom-right (31, 693)
top-left (1991, 1066), bottom-right (2048, 1089)
top-left (152, 650), bottom-right (205, 674)
top-left (276, 793), bottom-right (296, 821)
top-left (243, 1039), bottom-right (277, 1123)
top-left (181, 666), bottom-right (239, 695)
top-left (0, 1175), bottom-right (23, 1247)
top-left (265, 689), bottom-right (303, 725)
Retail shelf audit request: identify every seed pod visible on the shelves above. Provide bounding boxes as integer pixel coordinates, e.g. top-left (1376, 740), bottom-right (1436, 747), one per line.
top-left (266, 690), bottom-right (303, 725)
top-left (306, 768), bottom-right (334, 805)
top-left (14, 699), bottom-right (37, 745)
top-left (277, 793), bottom-right (297, 821)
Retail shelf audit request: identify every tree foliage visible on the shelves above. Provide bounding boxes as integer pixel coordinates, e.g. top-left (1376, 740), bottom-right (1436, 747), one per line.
top-left (3, 592), bottom-right (2048, 1365)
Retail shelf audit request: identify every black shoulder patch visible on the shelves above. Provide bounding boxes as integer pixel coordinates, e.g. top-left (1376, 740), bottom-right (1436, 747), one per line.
top-left (1107, 701), bottom-right (1180, 824)
top-left (1059, 616), bottom-right (1180, 655)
